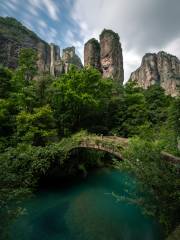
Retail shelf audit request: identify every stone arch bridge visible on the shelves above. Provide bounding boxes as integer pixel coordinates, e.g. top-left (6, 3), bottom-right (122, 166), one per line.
top-left (61, 132), bottom-right (180, 164)
top-left (73, 135), bottom-right (129, 160)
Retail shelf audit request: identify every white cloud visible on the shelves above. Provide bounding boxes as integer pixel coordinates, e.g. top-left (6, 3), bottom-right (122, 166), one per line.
top-left (4, 1), bottom-right (18, 11)
top-left (22, 19), bottom-right (34, 31)
top-left (9, 0), bottom-right (19, 3)
top-left (165, 37), bottom-right (180, 59)
top-left (42, 0), bottom-right (60, 21)
top-left (49, 27), bottom-right (57, 38)
top-left (28, 5), bottom-right (39, 16)
top-left (28, 0), bottom-right (60, 21)
top-left (0, 2), bottom-right (13, 14)
top-left (37, 26), bottom-right (57, 43)
top-left (123, 49), bottom-right (142, 81)
top-left (64, 30), bottom-right (84, 60)
top-left (38, 19), bottom-right (47, 29)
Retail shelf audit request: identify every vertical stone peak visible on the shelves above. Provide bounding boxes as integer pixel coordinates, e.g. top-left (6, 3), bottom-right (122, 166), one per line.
top-left (84, 29), bottom-right (124, 84)
top-left (99, 29), bottom-right (124, 84)
top-left (50, 43), bottom-right (60, 60)
top-left (62, 46), bottom-right (83, 73)
top-left (100, 29), bottom-right (120, 42)
top-left (50, 43), bottom-right (61, 76)
top-left (62, 46), bottom-right (76, 61)
top-left (49, 44), bottom-right (83, 76)
top-left (84, 38), bottom-right (101, 70)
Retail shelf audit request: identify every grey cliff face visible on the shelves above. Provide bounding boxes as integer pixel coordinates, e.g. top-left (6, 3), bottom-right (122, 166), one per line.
top-left (50, 43), bottom-right (63, 76)
top-left (130, 51), bottom-right (180, 97)
top-left (84, 38), bottom-right (101, 70)
top-left (84, 30), bottom-right (124, 84)
top-left (37, 41), bottom-right (51, 73)
top-left (0, 17), bottom-right (82, 77)
top-left (157, 52), bottom-right (180, 96)
top-left (130, 53), bottom-right (159, 89)
top-left (62, 47), bottom-right (83, 73)
top-left (100, 29), bottom-right (124, 84)
top-left (0, 17), bottom-right (51, 73)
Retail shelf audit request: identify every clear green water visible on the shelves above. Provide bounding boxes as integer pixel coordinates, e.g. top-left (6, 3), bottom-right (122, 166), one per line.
top-left (10, 168), bottom-right (163, 240)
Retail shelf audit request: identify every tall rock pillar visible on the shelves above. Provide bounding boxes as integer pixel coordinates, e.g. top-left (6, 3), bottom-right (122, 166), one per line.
top-left (100, 29), bottom-right (124, 84)
top-left (50, 43), bottom-right (61, 76)
top-left (84, 38), bottom-right (101, 70)
top-left (62, 46), bottom-right (83, 73)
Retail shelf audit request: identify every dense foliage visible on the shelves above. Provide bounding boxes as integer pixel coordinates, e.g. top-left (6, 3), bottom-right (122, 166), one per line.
top-left (0, 48), bottom-right (179, 238)
top-left (115, 138), bottom-right (179, 234)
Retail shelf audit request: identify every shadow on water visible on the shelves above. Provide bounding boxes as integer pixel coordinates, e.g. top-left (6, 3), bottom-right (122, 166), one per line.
top-left (10, 168), bottom-right (164, 240)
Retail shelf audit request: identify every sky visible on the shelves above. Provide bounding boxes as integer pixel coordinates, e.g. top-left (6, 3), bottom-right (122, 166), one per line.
top-left (0, 0), bottom-right (180, 81)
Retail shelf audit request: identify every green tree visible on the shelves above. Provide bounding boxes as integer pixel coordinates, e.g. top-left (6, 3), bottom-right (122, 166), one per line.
top-left (10, 49), bottom-right (39, 112)
top-left (16, 105), bottom-right (58, 146)
top-left (117, 137), bottom-right (180, 234)
top-left (108, 81), bottom-right (147, 137)
top-left (34, 74), bottom-right (54, 106)
top-left (0, 67), bottom-right (16, 149)
top-left (164, 97), bottom-right (180, 154)
top-left (18, 48), bottom-right (38, 82)
top-left (144, 84), bottom-right (171, 125)
top-left (50, 67), bottom-right (113, 136)
top-left (0, 66), bottom-right (12, 98)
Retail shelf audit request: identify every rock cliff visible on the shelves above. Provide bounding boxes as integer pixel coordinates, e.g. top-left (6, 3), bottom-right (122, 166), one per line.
top-left (50, 43), bottom-right (63, 76)
top-left (0, 17), bottom-right (51, 73)
top-left (0, 17), bottom-right (82, 76)
top-left (84, 30), bottom-right (124, 84)
top-left (62, 47), bottom-right (83, 73)
top-left (100, 29), bottom-right (124, 84)
top-left (84, 38), bottom-right (101, 70)
top-left (130, 51), bottom-right (180, 97)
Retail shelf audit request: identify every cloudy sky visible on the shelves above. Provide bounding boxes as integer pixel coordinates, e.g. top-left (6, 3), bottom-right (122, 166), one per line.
top-left (0, 0), bottom-right (180, 81)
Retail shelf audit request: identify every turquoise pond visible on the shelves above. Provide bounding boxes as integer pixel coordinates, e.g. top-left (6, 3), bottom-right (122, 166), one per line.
top-left (10, 168), bottom-right (164, 240)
